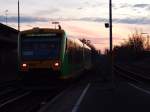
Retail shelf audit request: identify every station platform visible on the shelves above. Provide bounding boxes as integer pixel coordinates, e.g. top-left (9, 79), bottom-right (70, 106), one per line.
top-left (39, 78), bottom-right (150, 112)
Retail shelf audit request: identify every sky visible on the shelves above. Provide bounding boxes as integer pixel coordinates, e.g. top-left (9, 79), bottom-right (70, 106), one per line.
top-left (0, 0), bottom-right (150, 52)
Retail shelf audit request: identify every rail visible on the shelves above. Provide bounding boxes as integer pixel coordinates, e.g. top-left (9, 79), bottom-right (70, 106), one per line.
top-left (114, 64), bottom-right (150, 83)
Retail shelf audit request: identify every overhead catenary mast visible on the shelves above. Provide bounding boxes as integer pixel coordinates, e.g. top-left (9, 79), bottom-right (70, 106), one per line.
top-left (18, 0), bottom-right (20, 31)
top-left (5, 10), bottom-right (8, 25)
top-left (109, 0), bottom-right (114, 88)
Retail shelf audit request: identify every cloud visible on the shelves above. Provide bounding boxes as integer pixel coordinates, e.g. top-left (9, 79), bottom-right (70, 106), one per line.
top-left (146, 6), bottom-right (150, 10)
top-left (112, 3), bottom-right (132, 9)
top-left (77, 17), bottom-right (150, 25)
top-left (67, 17), bottom-right (150, 25)
top-left (77, 17), bottom-right (107, 22)
top-left (133, 4), bottom-right (150, 8)
top-left (113, 3), bottom-right (150, 11)
top-left (1, 15), bottom-right (150, 25)
top-left (34, 8), bottom-right (60, 15)
top-left (77, 7), bottom-right (83, 10)
top-left (113, 17), bottom-right (150, 24)
top-left (79, 1), bottom-right (105, 9)
top-left (0, 16), bottom-right (48, 23)
top-left (119, 4), bottom-right (131, 8)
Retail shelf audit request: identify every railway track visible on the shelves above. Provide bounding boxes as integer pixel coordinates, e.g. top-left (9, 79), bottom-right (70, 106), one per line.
top-left (0, 83), bottom-right (67, 112)
top-left (114, 64), bottom-right (150, 83)
top-left (0, 69), bottom-right (94, 112)
top-left (0, 80), bottom-right (20, 90)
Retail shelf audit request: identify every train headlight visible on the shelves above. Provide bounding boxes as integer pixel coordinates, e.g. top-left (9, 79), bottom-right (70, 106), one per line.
top-left (54, 62), bottom-right (59, 67)
top-left (22, 63), bottom-right (27, 67)
top-left (20, 63), bottom-right (29, 71)
top-left (52, 61), bottom-right (61, 70)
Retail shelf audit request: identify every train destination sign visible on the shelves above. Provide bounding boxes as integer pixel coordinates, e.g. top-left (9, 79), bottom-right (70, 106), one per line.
top-left (27, 34), bottom-right (57, 37)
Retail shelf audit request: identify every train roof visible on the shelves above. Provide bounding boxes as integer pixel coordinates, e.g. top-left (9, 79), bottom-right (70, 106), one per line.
top-left (20, 27), bottom-right (91, 50)
top-left (20, 28), bottom-right (65, 34)
top-left (68, 38), bottom-right (91, 50)
top-left (84, 44), bottom-right (91, 50)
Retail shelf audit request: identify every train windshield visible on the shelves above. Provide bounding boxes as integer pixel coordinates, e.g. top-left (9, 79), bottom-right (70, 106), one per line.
top-left (21, 34), bottom-right (61, 60)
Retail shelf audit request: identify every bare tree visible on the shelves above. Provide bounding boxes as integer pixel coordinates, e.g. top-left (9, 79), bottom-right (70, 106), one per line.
top-left (113, 30), bottom-right (146, 61)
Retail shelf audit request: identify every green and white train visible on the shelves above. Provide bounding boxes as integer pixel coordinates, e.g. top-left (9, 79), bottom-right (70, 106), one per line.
top-left (18, 27), bottom-right (91, 80)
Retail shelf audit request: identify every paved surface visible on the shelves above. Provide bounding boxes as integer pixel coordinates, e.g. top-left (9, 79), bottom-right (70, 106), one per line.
top-left (40, 76), bottom-right (150, 112)
top-left (78, 81), bottom-right (150, 112)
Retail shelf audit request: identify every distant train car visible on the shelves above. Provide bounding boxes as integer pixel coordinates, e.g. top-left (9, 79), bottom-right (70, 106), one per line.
top-left (18, 27), bottom-right (91, 80)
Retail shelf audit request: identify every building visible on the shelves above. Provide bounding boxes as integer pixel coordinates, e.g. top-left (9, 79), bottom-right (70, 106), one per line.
top-left (0, 23), bottom-right (18, 49)
top-left (0, 23), bottom-right (18, 66)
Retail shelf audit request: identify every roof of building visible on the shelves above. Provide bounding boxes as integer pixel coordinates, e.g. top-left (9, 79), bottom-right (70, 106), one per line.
top-left (0, 23), bottom-right (18, 43)
top-left (0, 23), bottom-right (18, 33)
top-left (0, 23), bottom-right (18, 48)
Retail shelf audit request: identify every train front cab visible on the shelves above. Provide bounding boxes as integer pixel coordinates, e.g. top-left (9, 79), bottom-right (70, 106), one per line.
top-left (17, 29), bottom-right (66, 81)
